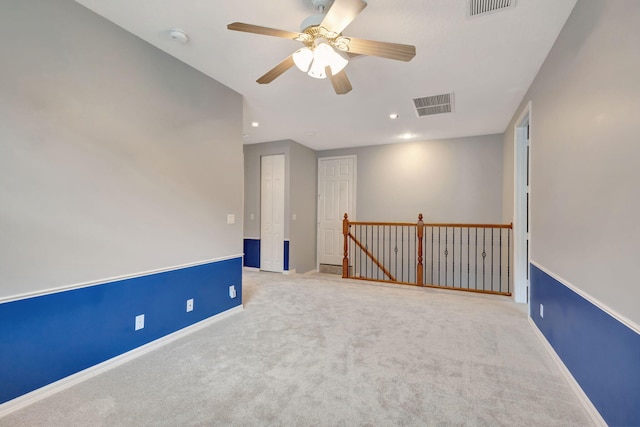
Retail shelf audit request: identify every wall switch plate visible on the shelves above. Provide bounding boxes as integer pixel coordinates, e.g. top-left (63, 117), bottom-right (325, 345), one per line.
top-left (229, 285), bottom-right (236, 299)
top-left (540, 304), bottom-right (544, 318)
top-left (250, 213), bottom-right (254, 220)
top-left (227, 214), bottom-right (235, 224)
top-left (292, 213), bottom-right (297, 221)
top-left (186, 298), bottom-right (194, 312)
top-left (135, 314), bottom-right (145, 331)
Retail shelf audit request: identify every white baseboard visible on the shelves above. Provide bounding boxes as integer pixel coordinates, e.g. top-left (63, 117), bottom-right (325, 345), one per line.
top-left (528, 318), bottom-right (606, 427)
top-left (0, 305), bottom-right (244, 418)
top-left (242, 268), bottom-right (295, 275)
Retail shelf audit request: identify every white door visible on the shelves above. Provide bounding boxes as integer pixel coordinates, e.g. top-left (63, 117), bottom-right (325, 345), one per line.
top-left (261, 154), bottom-right (285, 272)
top-left (318, 156), bottom-right (356, 266)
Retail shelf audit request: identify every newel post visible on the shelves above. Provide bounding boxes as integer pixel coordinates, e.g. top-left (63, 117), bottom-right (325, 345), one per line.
top-left (342, 213), bottom-right (350, 278)
top-left (417, 213), bottom-right (424, 286)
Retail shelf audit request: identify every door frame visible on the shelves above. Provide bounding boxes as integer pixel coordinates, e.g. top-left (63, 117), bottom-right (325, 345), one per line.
top-left (513, 102), bottom-right (531, 305)
top-left (316, 155), bottom-right (357, 270)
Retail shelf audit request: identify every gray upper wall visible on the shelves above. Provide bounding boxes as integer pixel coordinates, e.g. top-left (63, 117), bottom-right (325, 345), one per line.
top-left (502, 0), bottom-right (640, 325)
top-left (243, 141), bottom-right (292, 240)
top-left (288, 142), bottom-right (318, 274)
top-left (243, 140), bottom-right (317, 273)
top-left (0, 0), bottom-right (243, 299)
top-left (319, 135), bottom-right (504, 224)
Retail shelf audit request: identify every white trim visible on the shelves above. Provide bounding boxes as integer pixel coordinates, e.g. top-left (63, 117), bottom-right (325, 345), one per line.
top-left (513, 101), bottom-right (531, 305)
top-left (242, 237), bottom-right (289, 242)
top-left (283, 269), bottom-right (296, 275)
top-left (0, 255), bottom-right (244, 305)
top-left (528, 318), bottom-right (607, 427)
top-left (531, 260), bottom-right (640, 335)
top-left (0, 305), bottom-right (244, 418)
top-left (243, 267), bottom-right (260, 272)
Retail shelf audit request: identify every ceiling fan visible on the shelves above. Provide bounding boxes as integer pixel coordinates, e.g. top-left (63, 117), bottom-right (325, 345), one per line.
top-left (227, 0), bottom-right (416, 95)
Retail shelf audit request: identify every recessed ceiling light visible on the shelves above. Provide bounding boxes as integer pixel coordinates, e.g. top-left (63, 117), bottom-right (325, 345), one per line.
top-left (389, 113), bottom-right (399, 119)
top-left (251, 122), bottom-right (260, 128)
top-left (400, 133), bottom-right (415, 140)
top-left (306, 132), bottom-right (315, 136)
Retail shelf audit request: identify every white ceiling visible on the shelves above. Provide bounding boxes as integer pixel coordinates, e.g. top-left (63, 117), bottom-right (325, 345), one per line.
top-left (74, 0), bottom-right (576, 151)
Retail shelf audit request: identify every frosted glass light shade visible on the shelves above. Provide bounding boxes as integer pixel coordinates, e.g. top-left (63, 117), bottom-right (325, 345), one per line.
top-left (313, 43), bottom-right (348, 76)
top-left (308, 49), bottom-right (328, 79)
top-left (292, 47), bottom-right (313, 72)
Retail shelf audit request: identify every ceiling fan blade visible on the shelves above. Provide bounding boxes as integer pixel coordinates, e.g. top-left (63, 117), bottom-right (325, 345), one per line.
top-left (257, 55), bottom-right (296, 84)
top-left (327, 67), bottom-right (353, 95)
top-left (227, 22), bottom-right (303, 40)
top-left (320, 0), bottom-right (367, 34)
top-left (346, 37), bottom-right (416, 62)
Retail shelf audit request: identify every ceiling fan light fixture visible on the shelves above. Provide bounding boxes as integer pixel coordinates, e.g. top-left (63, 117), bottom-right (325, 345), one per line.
top-left (227, 0), bottom-right (414, 94)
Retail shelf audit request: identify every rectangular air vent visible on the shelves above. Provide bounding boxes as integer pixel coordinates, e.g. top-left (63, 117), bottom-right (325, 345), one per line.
top-left (469, 0), bottom-right (515, 17)
top-left (413, 93), bottom-right (454, 117)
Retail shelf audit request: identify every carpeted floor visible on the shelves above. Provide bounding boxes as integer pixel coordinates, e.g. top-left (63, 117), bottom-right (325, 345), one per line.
top-left (1, 271), bottom-right (593, 426)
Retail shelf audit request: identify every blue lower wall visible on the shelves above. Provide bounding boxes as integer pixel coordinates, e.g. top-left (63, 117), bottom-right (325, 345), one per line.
top-left (530, 264), bottom-right (640, 426)
top-left (284, 240), bottom-right (290, 271)
top-left (243, 239), bottom-right (289, 271)
top-left (0, 257), bottom-right (242, 405)
top-left (243, 239), bottom-right (260, 268)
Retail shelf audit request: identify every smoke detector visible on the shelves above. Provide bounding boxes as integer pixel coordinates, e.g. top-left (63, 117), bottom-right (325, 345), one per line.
top-left (168, 29), bottom-right (189, 44)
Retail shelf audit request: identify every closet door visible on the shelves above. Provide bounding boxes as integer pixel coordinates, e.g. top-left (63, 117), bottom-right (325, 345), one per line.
top-left (260, 154), bottom-right (285, 272)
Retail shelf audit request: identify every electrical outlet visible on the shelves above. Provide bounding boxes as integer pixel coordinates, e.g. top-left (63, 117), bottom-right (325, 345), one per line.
top-left (135, 314), bottom-right (145, 331)
top-left (186, 298), bottom-right (194, 312)
top-left (227, 214), bottom-right (235, 224)
top-left (540, 304), bottom-right (544, 318)
top-left (229, 285), bottom-right (236, 299)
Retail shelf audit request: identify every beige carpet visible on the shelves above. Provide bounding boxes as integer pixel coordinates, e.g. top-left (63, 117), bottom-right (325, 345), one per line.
top-left (0, 271), bottom-right (593, 426)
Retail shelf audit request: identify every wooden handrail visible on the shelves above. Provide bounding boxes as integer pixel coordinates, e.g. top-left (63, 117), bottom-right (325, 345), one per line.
top-left (348, 221), bottom-right (416, 226)
top-left (417, 213), bottom-right (423, 286)
top-left (342, 213), bottom-right (349, 278)
top-left (424, 223), bottom-right (513, 229)
top-left (348, 221), bottom-right (512, 229)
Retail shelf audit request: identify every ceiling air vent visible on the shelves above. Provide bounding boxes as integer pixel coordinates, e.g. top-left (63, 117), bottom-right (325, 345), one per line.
top-left (413, 93), bottom-right (454, 117)
top-left (469, 0), bottom-right (515, 17)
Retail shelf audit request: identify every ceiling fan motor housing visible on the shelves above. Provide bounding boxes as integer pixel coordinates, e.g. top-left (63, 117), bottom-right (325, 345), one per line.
top-left (300, 14), bottom-right (325, 32)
